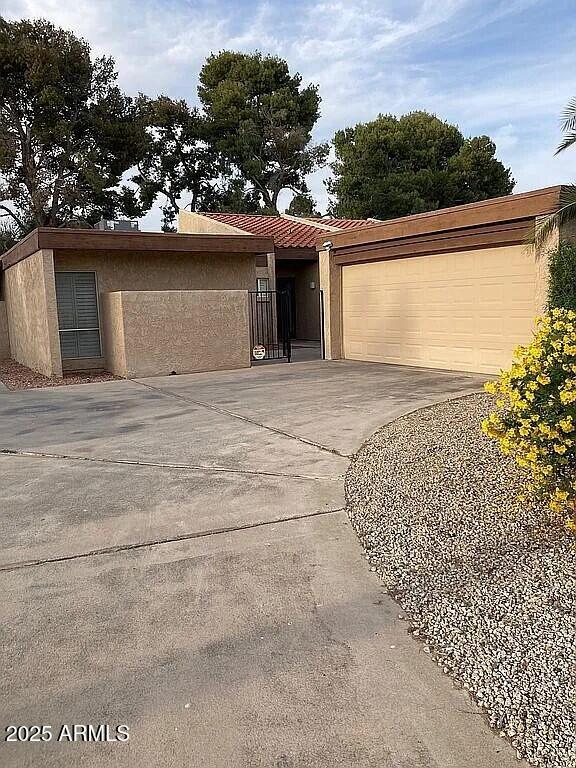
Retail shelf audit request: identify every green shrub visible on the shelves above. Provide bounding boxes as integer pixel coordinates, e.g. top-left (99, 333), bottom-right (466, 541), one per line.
top-left (548, 242), bottom-right (576, 311)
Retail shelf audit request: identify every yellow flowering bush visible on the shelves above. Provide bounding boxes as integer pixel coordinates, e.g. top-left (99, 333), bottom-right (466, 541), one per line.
top-left (482, 308), bottom-right (576, 530)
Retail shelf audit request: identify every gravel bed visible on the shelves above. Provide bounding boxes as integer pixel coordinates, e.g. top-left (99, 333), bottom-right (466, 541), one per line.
top-left (346, 393), bottom-right (576, 768)
top-left (0, 359), bottom-right (120, 390)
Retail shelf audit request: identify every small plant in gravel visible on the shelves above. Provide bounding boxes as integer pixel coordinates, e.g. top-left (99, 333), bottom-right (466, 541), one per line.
top-left (482, 308), bottom-right (576, 530)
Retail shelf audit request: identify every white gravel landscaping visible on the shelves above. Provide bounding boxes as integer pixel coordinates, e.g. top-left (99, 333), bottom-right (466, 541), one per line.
top-left (346, 393), bottom-right (576, 768)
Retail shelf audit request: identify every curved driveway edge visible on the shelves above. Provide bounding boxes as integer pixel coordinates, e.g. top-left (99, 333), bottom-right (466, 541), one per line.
top-left (346, 393), bottom-right (574, 768)
top-left (0, 360), bottom-right (526, 768)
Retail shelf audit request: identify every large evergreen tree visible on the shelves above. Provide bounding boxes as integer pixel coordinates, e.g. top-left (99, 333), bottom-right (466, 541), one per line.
top-left (133, 95), bottom-right (260, 231)
top-left (198, 51), bottom-right (328, 213)
top-left (0, 17), bottom-right (147, 239)
top-left (327, 111), bottom-right (514, 219)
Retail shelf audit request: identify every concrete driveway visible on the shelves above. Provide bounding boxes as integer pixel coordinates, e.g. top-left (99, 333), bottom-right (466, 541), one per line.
top-left (0, 360), bottom-right (518, 767)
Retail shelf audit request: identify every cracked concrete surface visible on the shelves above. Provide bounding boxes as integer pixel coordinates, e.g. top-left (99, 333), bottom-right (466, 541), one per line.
top-left (0, 360), bottom-right (521, 767)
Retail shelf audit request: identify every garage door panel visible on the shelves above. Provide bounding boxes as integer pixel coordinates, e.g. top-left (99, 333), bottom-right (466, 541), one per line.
top-left (342, 245), bottom-right (538, 374)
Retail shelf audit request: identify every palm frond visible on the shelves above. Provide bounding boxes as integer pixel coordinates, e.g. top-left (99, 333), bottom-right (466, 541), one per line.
top-left (556, 131), bottom-right (576, 155)
top-left (560, 97), bottom-right (576, 133)
top-left (533, 185), bottom-right (576, 250)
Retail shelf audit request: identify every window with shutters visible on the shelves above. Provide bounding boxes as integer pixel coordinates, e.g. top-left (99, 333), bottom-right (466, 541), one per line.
top-left (55, 272), bottom-right (102, 359)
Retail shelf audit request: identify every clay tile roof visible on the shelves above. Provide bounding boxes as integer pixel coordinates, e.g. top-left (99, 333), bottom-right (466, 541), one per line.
top-left (201, 212), bottom-right (372, 249)
top-left (306, 217), bottom-right (380, 231)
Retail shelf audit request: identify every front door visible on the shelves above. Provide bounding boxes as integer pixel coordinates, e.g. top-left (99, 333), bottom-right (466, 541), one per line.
top-left (276, 277), bottom-right (296, 338)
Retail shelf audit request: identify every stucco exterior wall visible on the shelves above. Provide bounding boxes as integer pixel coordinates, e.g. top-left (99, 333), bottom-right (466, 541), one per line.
top-left (256, 253), bottom-right (276, 290)
top-left (4, 249), bottom-right (62, 377)
top-left (318, 248), bottom-right (342, 359)
top-left (53, 249), bottom-right (256, 371)
top-left (101, 290), bottom-right (251, 378)
top-left (100, 292), bottom-right (127, 377)
top-left (177, 210), bottom-right (248, 235)
top-left (256, 266), bottom-right (270, 281)
top-left (0, 301), bottom-right (10, 360)
top-left (177, 210), bottom-right (276, 293)
top-left (54, 250), bottom-right (256, 294)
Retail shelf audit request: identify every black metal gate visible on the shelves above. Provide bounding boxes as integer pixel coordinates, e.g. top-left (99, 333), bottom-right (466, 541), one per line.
top-left (249, 290), bottom-right (292, 363)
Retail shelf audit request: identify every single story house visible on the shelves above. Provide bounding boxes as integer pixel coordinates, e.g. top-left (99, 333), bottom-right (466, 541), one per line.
top-left (0, 185), bottom-right (567, 382)
top-left (178, 211), bottom-right (374, 341)
top-left (319, 186), bottom-right (567, 375)
top-left (0, 227), bottom-right (272, 379)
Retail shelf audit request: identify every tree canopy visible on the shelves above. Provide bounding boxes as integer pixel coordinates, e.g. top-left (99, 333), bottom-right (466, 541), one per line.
top-left (198, 51), bottom-right (328, 213)
top-left (0, 18), bottom-right (522, 242)
top-left (285, 193), bottom-right (320, 218)
top-left (327, 111), bottom-right (514, 219)
top-left (133, 95), bottom-right (261, 231)
top-left (0, 17), bottom-right (147, 238)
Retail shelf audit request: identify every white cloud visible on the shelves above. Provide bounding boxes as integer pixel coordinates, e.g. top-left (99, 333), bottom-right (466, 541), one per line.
top-left (491, 124), bottom-right (519, 153)
top-left (4, 0), bottom-right (575, 226)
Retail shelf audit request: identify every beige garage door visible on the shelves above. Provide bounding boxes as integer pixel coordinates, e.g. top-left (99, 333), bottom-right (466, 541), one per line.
top-left (342, 245), bottom-right (539, 374)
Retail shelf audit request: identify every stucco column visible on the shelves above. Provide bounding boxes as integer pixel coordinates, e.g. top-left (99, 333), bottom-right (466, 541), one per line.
top-left (266, 251), bottom-right (276, 290)
top-left (43, 249), bottom-right (63, 378)
top-left (318, 247), bottom-right (343, 360)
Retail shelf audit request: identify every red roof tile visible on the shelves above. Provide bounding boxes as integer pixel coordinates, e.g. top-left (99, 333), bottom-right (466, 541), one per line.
top-left (201, 212), bottom-right (372, 250)
top-left (306, 217), bottom-right (379, 231)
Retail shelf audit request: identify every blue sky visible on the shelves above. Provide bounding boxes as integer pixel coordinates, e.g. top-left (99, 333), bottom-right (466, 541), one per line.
top-left (5, 0), bottom-right (576, 228)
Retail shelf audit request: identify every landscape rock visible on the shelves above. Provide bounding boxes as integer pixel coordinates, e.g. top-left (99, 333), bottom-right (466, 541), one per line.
top-left (346, 394), bottom-right (576, 768)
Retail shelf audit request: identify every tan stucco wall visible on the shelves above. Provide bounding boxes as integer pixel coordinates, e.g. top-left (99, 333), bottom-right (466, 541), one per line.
top-left (100, 293), bottom-right (127, 376)
top-left (266, 252), bottom-right (276, 290)
top-left (318, 248), bottom-right (342, 359)
top-left (177, 210), bottom-right (276, 292)
top-left (4, 249), bottom-right (62, 377)
top-left (256, 266), bottom-right (270, 281)
top-left (101, 290), bottom-right (251, 378)
top-left (53, 249), bottom-right (256, 371)
top-left (54, 250), bottom-right (256, 294)
top-left (256, 253), bottom-right (276, 290)
top-left (177, 210), bottom-right (248, 235)
top-left (0, 301), bottom-right (10, 360)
